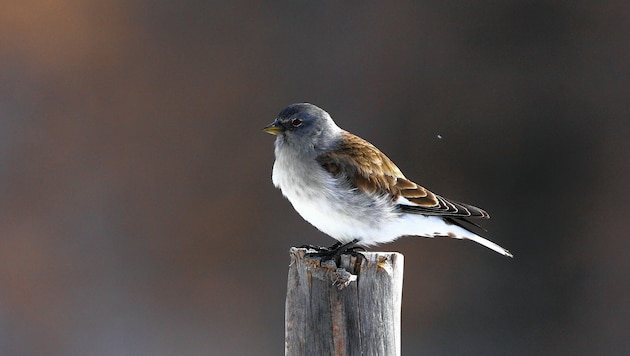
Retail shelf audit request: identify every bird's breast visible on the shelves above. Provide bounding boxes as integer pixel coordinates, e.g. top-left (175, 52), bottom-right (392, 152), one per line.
top-left (271, 153), bottom-right (400, 243)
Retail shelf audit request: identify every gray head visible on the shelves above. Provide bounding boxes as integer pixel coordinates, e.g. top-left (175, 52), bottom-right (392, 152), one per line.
top-left (263, 103), bottom-right (341, 153)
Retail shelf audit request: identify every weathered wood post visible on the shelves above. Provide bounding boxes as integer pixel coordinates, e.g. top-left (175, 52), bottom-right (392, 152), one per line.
top-left (285, 247), bottom-right (404, 356)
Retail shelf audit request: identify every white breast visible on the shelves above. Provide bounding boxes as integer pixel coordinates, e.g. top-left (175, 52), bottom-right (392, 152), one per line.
top-left (271, 149), bottom-right (403, 245)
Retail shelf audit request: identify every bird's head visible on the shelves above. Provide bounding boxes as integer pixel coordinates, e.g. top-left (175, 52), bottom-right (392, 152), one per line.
top-left (264, 103), bottom-right (341, 152)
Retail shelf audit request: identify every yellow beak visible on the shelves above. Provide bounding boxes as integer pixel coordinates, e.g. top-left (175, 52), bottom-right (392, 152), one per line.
top-left (263, 121), bottom-right (283, 135)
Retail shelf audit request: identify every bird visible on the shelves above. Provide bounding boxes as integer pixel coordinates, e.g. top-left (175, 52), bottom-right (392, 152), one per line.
top-left (263, 103), bottom-right (512, 258)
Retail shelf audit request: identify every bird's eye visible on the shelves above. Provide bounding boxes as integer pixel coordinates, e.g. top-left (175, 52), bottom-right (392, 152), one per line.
top-left (291, 118), bottom-right (302, 127)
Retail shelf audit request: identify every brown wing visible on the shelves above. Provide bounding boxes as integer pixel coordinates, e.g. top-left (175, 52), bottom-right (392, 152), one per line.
top-left (316, 131), bottom-right (489, 219)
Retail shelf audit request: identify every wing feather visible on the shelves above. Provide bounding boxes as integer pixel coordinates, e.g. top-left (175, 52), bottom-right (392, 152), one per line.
top-left (316, 131), bottom-right (489, 219)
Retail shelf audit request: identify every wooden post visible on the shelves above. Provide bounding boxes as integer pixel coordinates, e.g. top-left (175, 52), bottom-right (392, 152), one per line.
top-left (285, 247), bottom-right (404, 356)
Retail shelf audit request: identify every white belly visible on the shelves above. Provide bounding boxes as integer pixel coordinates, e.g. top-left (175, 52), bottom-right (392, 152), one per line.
top-left (270, 149), bottom-right (497, 248)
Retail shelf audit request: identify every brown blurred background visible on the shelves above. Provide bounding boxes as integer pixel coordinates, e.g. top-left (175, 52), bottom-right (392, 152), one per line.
top-left (1, 1), bottom-right (629, 355)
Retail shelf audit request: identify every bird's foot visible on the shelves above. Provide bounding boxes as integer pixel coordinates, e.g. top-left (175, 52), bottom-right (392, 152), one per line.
top-left (303, 239), bottom-right (364, 262)
top-left (299, 241), bottom-right (341, 253)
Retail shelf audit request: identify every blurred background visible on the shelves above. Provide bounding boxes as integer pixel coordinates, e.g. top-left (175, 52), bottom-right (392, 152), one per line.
top-left (1, 1), bottom-right (628, 355)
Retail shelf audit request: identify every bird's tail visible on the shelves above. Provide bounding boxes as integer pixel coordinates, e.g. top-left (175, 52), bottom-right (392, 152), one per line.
top-left (458, 233), bottom-right (513, 257)
top-left (440, 216), bottom-right (513, 257)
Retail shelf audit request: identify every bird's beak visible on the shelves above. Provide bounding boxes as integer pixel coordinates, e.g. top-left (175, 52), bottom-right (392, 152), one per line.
top-left (263, 120), bottom-right (283, 135)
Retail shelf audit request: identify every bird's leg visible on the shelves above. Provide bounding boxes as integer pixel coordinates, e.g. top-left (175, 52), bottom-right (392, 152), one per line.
top-left (327, 241), bottom-right (343, 250)
top-left (305, 239), bottom-right (364, 261)
top-left (299, 241), bottom-right (341, 252)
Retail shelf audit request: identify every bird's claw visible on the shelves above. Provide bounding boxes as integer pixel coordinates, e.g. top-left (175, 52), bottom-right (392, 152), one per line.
top-left (302, 239), bottom-right (363, 262)
top-left (298, 242), bottom-right (341, 253)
